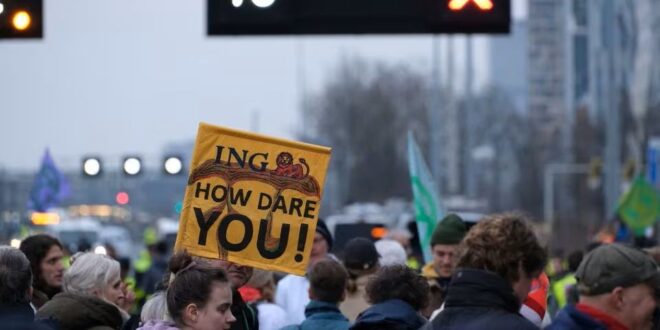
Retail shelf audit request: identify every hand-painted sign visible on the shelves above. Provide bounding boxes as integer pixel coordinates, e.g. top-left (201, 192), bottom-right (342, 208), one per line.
top-left (175, 123), bottom-right (331, 275)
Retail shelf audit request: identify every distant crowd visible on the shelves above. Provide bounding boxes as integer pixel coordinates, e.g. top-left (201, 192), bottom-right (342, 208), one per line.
top-left (1, 212), bottom-right (659, 330)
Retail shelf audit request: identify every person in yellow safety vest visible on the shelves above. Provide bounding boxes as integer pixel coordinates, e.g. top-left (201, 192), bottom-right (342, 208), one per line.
top-left (132, 227), bottom-right (157, 309)
top-left (551, 250), bottom-right (583, 309)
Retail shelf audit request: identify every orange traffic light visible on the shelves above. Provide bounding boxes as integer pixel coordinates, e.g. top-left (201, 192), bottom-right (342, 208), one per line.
top-left (12, 10), bottom-right (31, 31)
top-left (0, 0), bottom-right (42, 39)
top-left (449, 0), bottom-right (494, 11)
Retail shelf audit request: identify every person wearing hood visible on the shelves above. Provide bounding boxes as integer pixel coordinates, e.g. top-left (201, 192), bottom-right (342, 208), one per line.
top-left (350, 265), bottom-right (429, 330)
top-left (421, 213), bottom-right (548, 330)
top-left (421, 214), bottom-right (468, 317)
top-left (281, 258), bottom-right (350, 330)
top-left (37, 252), bottom-right (129, 330)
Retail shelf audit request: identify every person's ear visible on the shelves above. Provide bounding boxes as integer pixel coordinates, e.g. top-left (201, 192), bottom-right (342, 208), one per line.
top-left (308, 287), bottom-right (314, 300)
top-left (184, 303), bottom-right (199, 324)
top-left (90, 288), bottom-right (101, 298)
top-left (611, 287), bottom-right (625, 309)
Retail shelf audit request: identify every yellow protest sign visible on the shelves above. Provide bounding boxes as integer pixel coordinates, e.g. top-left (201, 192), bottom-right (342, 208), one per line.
top-left (174, 123), bottom-right (332, 275)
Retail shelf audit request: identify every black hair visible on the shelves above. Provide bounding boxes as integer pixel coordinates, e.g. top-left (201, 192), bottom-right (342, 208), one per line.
top-left (19, 234), bottom-right (62, 294)
top-left (365, 265), bottom-right (429, 311)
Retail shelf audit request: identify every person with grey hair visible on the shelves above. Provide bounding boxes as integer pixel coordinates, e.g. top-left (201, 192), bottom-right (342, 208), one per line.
top-left (0, 246), bottom-right (55, 330)
top-left (37, 252), bottom-right (127, 329)
top-left (374, 239), bottom-right (408, 267)
top-left (140, 291), bottom-right (170, 323)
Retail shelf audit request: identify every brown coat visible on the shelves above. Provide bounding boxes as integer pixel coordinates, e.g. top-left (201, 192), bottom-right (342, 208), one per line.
top-left (339, 274), bottom-right (372, 322)
top-left (36, 293), bottom-right (123, 330)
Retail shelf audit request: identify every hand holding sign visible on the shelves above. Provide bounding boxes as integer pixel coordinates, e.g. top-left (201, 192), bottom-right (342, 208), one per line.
top-left (175, 123), bottom-right (332, 275)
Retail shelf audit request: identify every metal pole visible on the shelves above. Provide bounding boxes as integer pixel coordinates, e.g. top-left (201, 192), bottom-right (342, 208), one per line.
top-left (603, 1), bottom-right (621, 219)
top-left (465, 35), bottom-right (476, 198)
top-left (430, 36), bottom-right (443, 194)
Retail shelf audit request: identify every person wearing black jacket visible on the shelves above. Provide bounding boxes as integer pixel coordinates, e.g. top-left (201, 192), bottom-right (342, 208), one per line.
top-left (422, 213), bottom-right (548, 330)
top-left (0, 246), bottom-right (57, 330)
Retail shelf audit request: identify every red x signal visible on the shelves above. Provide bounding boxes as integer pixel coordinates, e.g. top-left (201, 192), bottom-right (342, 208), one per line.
top-left (448, 0), bottom-right (494, 11)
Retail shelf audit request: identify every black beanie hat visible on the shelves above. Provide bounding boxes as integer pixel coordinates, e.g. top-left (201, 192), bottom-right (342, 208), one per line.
top-left (430, 214), bottom-right (467, 246)
top-left (315, 218), bottom-right (333, 251)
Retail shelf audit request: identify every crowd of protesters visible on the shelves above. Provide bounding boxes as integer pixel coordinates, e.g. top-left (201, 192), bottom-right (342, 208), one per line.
top-left (2, 212), bottom-right (660, 330)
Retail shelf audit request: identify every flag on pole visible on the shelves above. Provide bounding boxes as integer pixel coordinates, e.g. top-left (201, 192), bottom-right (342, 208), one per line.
top-left (407, 131), bottom-right (443, 263)
top-left (27, 149), bottom-right (71, 212)
top-left (617, 175), bottom-right (660, 236)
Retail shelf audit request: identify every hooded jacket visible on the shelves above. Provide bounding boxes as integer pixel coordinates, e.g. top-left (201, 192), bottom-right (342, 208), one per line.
top-left (350, 299), bottom-right (426, 330)
top-left (421, 268), bottom-right (536, 330)
top-left (36, 293), bottom-right (123, 330)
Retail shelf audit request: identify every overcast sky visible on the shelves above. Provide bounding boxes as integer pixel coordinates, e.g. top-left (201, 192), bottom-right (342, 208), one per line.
top-left (1, 0), bottom-right (527, 172)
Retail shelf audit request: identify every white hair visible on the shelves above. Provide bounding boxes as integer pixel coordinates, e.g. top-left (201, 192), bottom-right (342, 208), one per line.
top-left (141, 291), bottom-right (171, 322)
top-left (375, 239), bottom-right (407, 266)
top-left (63, 252), bottom-right (120, 296)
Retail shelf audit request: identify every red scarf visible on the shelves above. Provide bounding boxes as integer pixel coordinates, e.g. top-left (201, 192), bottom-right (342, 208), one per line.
top-left (575, 303), bottom-right (628, 330)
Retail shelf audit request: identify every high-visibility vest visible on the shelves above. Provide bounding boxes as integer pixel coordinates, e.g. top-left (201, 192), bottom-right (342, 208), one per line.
top-left (552, 273), bottom-right (577, 308)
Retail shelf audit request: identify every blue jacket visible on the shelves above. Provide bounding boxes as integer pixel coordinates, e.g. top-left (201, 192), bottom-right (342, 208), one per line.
top-left (350, 299), bottom-right (426, 330)
top-left (546, 305), bottom-right (608, 330)
top-left (281, 300), bottom-right (349, 330)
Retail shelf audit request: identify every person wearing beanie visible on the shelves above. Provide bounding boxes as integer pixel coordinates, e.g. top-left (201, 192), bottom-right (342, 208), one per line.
top-left (276, 218), bottom-right (334, 326)
top-left (421, 214), bottom-right (468, 317)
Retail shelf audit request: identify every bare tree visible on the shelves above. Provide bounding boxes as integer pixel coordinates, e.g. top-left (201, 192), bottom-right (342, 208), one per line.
top-left (300, 57), bottom-right (432, 207)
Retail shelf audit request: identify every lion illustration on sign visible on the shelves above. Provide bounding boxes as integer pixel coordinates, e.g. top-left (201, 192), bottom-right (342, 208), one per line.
top-left (271, 152), bottom-right (309, 179)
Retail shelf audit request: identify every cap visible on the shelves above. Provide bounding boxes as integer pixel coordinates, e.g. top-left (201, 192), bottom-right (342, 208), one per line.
top-left (343, 237), bottom-right (380, 271)
top-left (430, 214), bottom-right (468, 246)
top-left (315, 218), bottom-right (333, 251)
top-left (576, 243), bottom-right (660, 296)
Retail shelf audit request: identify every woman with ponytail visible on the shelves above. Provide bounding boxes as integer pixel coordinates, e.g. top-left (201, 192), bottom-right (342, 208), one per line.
top-left (339, 238), bottom-right (380, 322)
top-left (139, 252), bottom-right (236, 330)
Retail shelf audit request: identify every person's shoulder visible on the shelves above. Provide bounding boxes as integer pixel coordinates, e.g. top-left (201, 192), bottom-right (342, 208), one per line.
top-left (278, 274), bottom-right (307, 287)
top-left (431, 308), bottom-right (536, 330)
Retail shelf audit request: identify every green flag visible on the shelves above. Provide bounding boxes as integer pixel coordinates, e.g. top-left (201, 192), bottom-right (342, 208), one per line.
top-left (407, 131), bottom-right (443, 263)
top-left (617, 176), bottom-right (660, 235)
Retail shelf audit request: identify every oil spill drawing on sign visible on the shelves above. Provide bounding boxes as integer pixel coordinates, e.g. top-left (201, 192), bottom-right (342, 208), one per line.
top-left (174, 123), bottom-right (331, 275)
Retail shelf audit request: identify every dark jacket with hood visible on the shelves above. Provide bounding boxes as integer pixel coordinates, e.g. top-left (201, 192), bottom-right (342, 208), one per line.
top-left (350, 299), bottom-right (426, 330)
top-left (36, 293), bottom-right (123, 330)
top-left (422, 268), bottom-right (537, 330)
